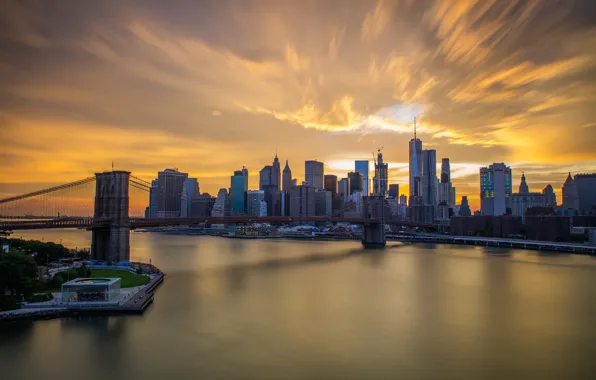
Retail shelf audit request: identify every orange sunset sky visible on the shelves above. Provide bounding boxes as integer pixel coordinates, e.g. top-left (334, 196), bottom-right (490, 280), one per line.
top-left (1, 0), bottom-right (595, 210)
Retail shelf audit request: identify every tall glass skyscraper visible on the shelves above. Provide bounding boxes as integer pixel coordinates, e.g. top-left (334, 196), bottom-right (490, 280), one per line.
top-left (355, 160), bottom-right (369, 196)
top-left (480, 163), bottom-right (512, 216)
top-left (231, 170), bottom-right (248, 215)
top-left (409, 138), bottom-right (422, 204)
top-left (421, 150), bottom-right (437, 205)
top-left (156, 168), bottom-right (188, 217)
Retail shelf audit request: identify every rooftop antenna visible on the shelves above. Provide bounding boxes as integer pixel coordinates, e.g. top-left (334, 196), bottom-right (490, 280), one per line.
top-left (112, 161), bottom-right (114, 171)
top-left (414, 117), bottom-right (417, 140)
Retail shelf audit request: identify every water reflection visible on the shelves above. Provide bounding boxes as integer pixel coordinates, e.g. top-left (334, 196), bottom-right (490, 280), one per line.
top-left (2, 230), bottom-right (596, 379)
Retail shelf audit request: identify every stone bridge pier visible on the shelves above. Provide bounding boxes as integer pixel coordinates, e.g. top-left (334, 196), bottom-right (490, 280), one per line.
top-left (91, 171), bottom-right (130, 263)
top-left (361, 195), bottom-right (386, 248)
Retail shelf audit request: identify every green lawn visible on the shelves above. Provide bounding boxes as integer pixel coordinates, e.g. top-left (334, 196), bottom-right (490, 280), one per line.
top-left (90, 269), bottom-right (150, 288)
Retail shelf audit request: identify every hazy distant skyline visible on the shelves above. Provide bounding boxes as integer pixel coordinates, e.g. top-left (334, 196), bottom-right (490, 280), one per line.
top-left (1, 0), bottom-right (595, 209)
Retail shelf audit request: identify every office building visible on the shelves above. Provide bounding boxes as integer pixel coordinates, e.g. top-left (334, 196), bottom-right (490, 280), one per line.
top-left (282, 160), bottom-right (293, 191)
top-left (230, 170), bottom-right (247, 215)
top-left (246, 190), bottom-right (265, 216)
top-left (480, 163), bottom-right (512, 216)
top-left (259, 200), bottom-right (267, 217)
top-left (156, 168), bottom-right (188, 218)
top-left (440, 158), bottom-right (450, 183)
top-left (191, 193), bottom-right (215, 217)
top-left (272, 154), bottom-right (281, 192)
top-left (241, 166), bottom-right (248, 191)
top-left (562, 173), bottom-right (579, 210)
top-left (388, 184), bottom-right (399, 199)
top-left (355, 160), bottom-right (370, 196)
top-left (211, 189), bottom-right (228, 217)
top-left (373, 152), bottom-right (388, 197)
top-left (542, 184), bottom-right (557, 207)
top-left (338, 177), bottom-right (350, 206)
top-left (148, 179), bottom-right (158, 218)
top-left (305, 160), bottom-right (324, 189)
top-left (459, 196), bottom-right (471, 216)
top-left (511, 173), bottom-right (545, 223)
top-left (347, 172), bottom-right (363, 195)
top-left (409, 132), bottom-right (422, 203)
top-left (439, 158), bottom-right (453, 206)
top-left (575, 173), bottom-right (596, 214)
top-left (262, 185), bottom-right (280, 216)
top-left (289, 183), bottom-right (315, 217)
top-left (421, 149), bottom-right (437, 205)
top-left (324, 175), bottom-right (338, 194)
top-left (259, 166), bottom-right (272, 190)
top-left (180, 178), bottom-right (199, 217)
top-left (315, 190), bottom-right (333, 216)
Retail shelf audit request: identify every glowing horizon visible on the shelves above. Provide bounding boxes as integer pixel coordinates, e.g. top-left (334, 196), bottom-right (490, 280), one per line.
top-left (1, 0), bottom-right (595, 211)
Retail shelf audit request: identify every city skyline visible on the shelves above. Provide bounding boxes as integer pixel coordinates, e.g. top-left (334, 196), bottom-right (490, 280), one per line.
top-left (1, 0), bottom-right (596, 210)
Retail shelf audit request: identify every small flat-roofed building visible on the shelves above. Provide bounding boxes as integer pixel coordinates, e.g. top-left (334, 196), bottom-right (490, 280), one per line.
top-left (61, 278), bottom-right (121, 303)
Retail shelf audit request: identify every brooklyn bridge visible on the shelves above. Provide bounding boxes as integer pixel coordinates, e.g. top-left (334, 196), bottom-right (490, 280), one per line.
top-left (0, 171), bottom-right (436, 262)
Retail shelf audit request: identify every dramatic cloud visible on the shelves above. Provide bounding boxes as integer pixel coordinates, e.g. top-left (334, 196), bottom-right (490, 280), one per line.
top-left (0, 0), bottom-right (595, 209)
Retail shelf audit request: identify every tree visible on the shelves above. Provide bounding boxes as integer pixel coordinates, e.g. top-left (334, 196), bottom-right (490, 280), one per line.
top-left (0, 252), bottom-right (38, 298)
top-left (77, 264), bottom-right (91, 277)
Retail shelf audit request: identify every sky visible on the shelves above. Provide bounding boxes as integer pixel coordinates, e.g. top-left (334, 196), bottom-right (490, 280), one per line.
top-left (1, 0), bottom-right (595, 210)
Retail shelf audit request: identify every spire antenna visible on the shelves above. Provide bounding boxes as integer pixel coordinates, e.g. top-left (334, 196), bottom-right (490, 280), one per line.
top-left (414, 117), bottom-right (417, 140)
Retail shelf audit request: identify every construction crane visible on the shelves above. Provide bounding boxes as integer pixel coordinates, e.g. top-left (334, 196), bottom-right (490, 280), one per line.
top-left (372, 146), bottom-right (384, 165)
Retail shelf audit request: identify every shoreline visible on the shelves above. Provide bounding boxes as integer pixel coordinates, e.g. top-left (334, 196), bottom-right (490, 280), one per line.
top-left (144, 230), bottom-right (595, 255)
top-left (0, 270), bottom-right (165, 323)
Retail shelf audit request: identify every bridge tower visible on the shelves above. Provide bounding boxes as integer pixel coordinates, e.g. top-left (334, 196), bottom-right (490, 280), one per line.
top-left (361, 195), bottom-right (386, 248)
top-left (91, 171), bottom-right (130, 263)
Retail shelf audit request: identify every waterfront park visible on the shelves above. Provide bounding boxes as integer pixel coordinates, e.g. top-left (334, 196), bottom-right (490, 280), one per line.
top-left (0, 237), bottom-right (161, 316)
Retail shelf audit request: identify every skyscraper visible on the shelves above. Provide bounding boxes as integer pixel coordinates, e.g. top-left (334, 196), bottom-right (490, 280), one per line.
top-left (480, 163), bottom-right (512, 216)
top-left (421, 149), bottom-right (437, 205)
top-left (231, 170), bottom-right (247, 215)
top-left (211, 188), bottom-right (228, 217)
top-left (439, 158), bottom-right (453, 206)
top-left (511, 173), bottom-right (545, 222)
top-left (180, 178), bottom-right (199, 217)
top-left (562, 173), bottom-right (579, 210)
top-left (259, 166), bottom-right (272, 190)
top-left (156, 168), bottom-right (188, 218)
top-left (289, 183), bottom-right (315, 217)
top-left (574, 174), bottom-right (596, 214)
top-left (272, 155), bottom-right (281, 192)
top-left (518, 172), bottom-right (529, 193)
top-left (347, 172), bottom-right (363, 195)
top-left (241, 166), bottom-right (248, 191)
top-left (409, 124), bottom-right (422, 204)
top-left (355, 160), bottom-right (369, 196)
top-left (324, 175), bottom-right (338, 194)
top-left (246, 190), bottom-right (265, 216)
top-left (459, 196), bottom-right (471, 216)
top-left (440, 158), bottom-right (450, 183)
top-left (542, 184), bottom-right (557, 207)
top-left (388, 184), bottom-right (399, 199)
top-left (338, 177), bottom-right (350, 206)
top-left (305, 160), bottom-right (324, 189)
top-left (373, 152), bottom-right (388, 197)
top-left (148, 179), bottom-right (158, 218)
top-left (282, 160), bottom-right (293, 191)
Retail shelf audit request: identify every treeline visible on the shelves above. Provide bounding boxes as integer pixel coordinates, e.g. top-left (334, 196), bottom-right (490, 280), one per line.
top-left (0, 238), bottom-right (91, 311)
top-left (1, 238), bottom-right (90, 265)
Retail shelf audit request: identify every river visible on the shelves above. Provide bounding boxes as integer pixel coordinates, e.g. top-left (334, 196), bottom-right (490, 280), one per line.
top-left (1, 229), bottom-right (596, 379)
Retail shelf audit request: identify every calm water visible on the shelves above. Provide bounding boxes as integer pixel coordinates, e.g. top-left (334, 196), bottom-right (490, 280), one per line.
top-left (2, 230), bottom-right (596, 379)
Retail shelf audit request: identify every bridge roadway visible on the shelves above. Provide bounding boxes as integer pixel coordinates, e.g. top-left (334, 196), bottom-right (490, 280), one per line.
top-left (0, 216), bottom-right (435, 231)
